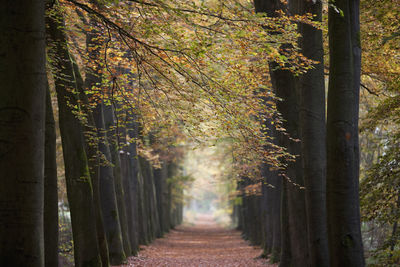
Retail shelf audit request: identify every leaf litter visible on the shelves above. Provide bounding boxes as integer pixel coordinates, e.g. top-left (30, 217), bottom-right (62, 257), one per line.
top-left (114, 215), bottom-right (277, 267)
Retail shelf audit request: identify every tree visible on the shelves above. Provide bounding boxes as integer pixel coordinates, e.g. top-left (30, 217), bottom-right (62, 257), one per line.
top-left (82, 10), bottom-right (127, 263)
top-left (47, 3), bottom-right (102, 265)
top-left (0, 1), bottom-right (46, 266)
top-left (326, 0), bottom-right (365, 266)
top-left (254, 0), bottom-right (309, 265)
top-left (44, 83), bottom-right (59, 267)
top-left (295, 0), bottom-right (329, 266)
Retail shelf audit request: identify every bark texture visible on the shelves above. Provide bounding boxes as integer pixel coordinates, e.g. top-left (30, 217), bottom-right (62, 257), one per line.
top-left (92, 103), bottom-right (125, 265)
top-left (47, 4), bottom-right (102, 265)
top-left (295, 0), bottom-right (329, 266)
top-left (84, 17), bottom-right (126, 263)
top-left (44, 84), bottom-right (59, 267)
top-left (327, 0), bottom-right (364, 266)
top-left (254, 1), bottom-right (310, 266)
top-left (0, 1), bottom-right (46, 266)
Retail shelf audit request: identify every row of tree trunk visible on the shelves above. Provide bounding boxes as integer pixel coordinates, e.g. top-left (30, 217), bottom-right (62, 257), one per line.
top-left (0, 1), bottom-right (184, 266)
top-left (236, 0), bottom-right (364, 267)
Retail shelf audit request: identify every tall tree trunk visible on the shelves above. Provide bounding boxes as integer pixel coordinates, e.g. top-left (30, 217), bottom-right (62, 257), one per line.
top-left (280, 180), bottom-right (291, 267)
top-left (120, 149), bottom-right (139, 254)
top-left (327, 0), bottom-right (364, 266)
top-left (274, 65), bottom-right (309, 264)
top-left (46, 4), bottom-right (102, 266)
top-left (103, 104), bottom-right (132, 256)
top-left (137, 158), bottom-right (150, 244)
top-left (270, 174), bottom-right (281, 263)
top-left (85, 16), bottom-right (126, 263)
top-left (295, 0), bottom-right (329, 266)
top-left (0, 1), bottom-right (46, 265)
top-left (126, 115), bottom-right (140, 251)
top-left (44, 83), bottom-right (59, 267)
top-left (74, 60), bottom-right (110, 267)
top-left (254, 1), bottom-right (309, 265)
top-left (92, 103), bottom-right (126, 264)
top-left (260, 104), bottom-right (281, 261)
top-left (154, 162), bottom-right (168, 235)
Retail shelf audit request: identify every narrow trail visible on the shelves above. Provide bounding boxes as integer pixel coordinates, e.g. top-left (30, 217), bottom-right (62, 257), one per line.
top-left (115, 215), bottom-right (275, 267)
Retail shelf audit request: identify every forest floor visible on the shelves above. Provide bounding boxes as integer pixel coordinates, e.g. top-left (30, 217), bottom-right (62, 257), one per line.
top-left (115, 214), bottom-right (276, 267)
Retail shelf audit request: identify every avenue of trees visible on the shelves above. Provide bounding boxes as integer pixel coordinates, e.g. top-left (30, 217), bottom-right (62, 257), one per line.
top-left (0, 0), bottom-right (398, 267)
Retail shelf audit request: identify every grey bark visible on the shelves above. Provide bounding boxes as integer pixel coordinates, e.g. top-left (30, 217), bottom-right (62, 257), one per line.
top-left (272, 60), bottom-right (309, 267)
top-left (254, 1), bottom-right (309, 266)
top-left (280, 180), bottom-right (291, 267)
top-left (270, 175), bottom-right (281, 263)
top-left (137, 159), bottom-right (150, 244)
top-left (260, 102), bottom-right (281, 260)
top-left (126, 115), bottom-right (140, 251)
top-left (327, 0), bottom-right (365, 266)
top-left (0, 1), bottom-right (46, 265)
top-left (154, 162), bottom-right (168, 235)
top-left (103, 104), bottom-right (132, 256)
top-left (44, 83), bottom-right (59, 267)
top-left (46, 4), bottom-right (102, 266)
top-left (92, 103), bottom-right (125, 265)
top-left (295, 0), bottom-right (329, 266)
top-left (74, 61), bottom-right (110, 267)
top-left (140, 157), bottom-right (161, 241)
top-left (84, 16), bottom-right (126, 264)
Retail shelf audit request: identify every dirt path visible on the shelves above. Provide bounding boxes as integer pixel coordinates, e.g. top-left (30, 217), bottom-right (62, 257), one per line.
top-left (115, 215), bottom-right (275, 267)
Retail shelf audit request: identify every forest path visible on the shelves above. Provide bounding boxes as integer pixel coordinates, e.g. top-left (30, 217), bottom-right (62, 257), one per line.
top-left (115, 214), bottom-right (275, 267)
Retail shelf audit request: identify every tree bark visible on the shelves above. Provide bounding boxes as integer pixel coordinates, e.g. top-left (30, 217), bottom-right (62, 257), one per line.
top-left (126, 115), bottom-right (140, 251)
top-left (280, 179), bottom-right (291, 267)
top-left (44, 83), bottom-right (59, 267)
top-left (0, 1), bottom-right (46, 265)
top-left (103, 104), bottom-right (132, 256)
top-left (270, 57), bottom-right (309, 267)
top-left (74, 60), bottom-right (110, 267)
top-left (84, 16), bottom-right (126, 263)
top-left (137, 158), bottom-right (150, 244)
top-left (327, 0), bottom-right (364, 266)
top-left (295, 0), bottom-right (329, 266)
top-left (254, 1), bottom-right (309, 265)
top-left (92, 103), bottom-right (126, 264)
top-left (46, 4), bottom-right (102, 266)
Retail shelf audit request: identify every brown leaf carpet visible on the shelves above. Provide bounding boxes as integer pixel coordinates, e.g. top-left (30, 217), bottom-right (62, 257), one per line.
top-left (114, 215), bottom-right (276, 267)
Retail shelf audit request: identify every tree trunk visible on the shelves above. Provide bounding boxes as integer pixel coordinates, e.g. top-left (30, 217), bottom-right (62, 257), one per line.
top-left (126, 115), bottom-right (140, 251)
top-left (46, 4), bottom-right (102, 266)
top-left (272, 61), bottom-right (309, 267)
top-left (270, 169), bottom-right (281, 263)
top-left (279, 179), bottom-right (291, 267)
top-left (120, 150), bottom-right (139, 254)
top-left (260, 106), bottom-right (281, 260)
top-left (74, 60), bottom-right (110, 267)
top-left (0, 1), bottom-right (46, 265)
top-left (44, 83), bottom-right (59, 267)
top-left (295, 0), bottom-right (329, 266)
top-left (103, 104), bottom-right (132, 256)
top-left (154, 161), bottom-right (168, 235)
top-left (254, 1), bottom-right (309, 265)
top-left (137, 159), bottom-right (150, 244)
top-left (84, 16), bottom-right (126, 263)
top-left (327, 0), bottom-right (365, 267)
top-left (92, 103), bottom-right (126, 265)
top-left (262, 178), bottom-right (273, 254)
top-left (327, 0), bottom-right (364, 266)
